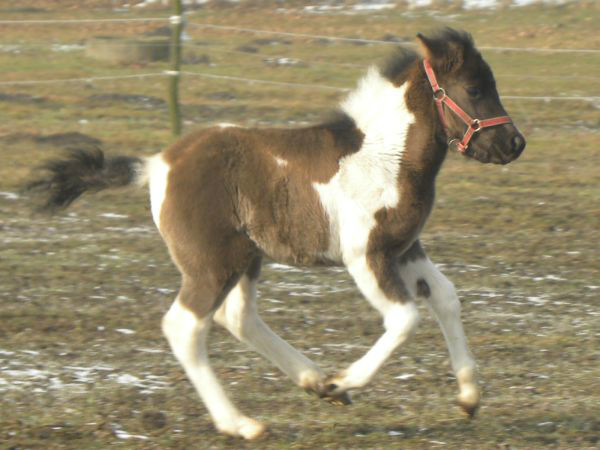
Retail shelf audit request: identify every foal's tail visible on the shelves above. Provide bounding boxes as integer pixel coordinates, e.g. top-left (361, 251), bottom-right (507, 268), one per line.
top-left (27, 147), bottom-right (148, 212)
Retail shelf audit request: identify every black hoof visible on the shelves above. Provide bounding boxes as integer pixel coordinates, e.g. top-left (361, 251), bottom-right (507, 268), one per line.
top-left (320, 383), bottom-right (352, 406)
top-left (306, 383), bottom-right (352, 406)
top-left (458, 400), bottom-right (479, 419)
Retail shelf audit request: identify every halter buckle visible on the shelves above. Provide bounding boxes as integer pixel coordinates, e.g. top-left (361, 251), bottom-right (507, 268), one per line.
top-left (470, 119), bottom-right (481, 132)
top-left (449, 138), bottom-right (470, 154)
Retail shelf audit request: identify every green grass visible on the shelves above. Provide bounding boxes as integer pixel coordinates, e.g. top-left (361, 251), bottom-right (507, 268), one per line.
top-left (1, 1), bottom-right (599, 450)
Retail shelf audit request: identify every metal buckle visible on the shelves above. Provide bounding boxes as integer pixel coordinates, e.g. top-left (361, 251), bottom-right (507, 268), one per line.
top-left (433, 88), bottom-right (446, 102)
top-left (470, 119), bottom-right (481, 132)
top-left (448, 138), bottom-right (467, 154)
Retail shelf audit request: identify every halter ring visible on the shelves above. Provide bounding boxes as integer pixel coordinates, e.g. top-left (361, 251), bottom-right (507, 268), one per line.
top-left (433, 88), bottom-right (446, 101)
top-left (470, 119), bottom-right (481, 132)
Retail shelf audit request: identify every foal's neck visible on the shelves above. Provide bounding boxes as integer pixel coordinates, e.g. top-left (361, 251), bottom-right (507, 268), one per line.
top-left (340, 62), bottom-right (449, 190)
top-left (400, 62), bottom-right (449, 186)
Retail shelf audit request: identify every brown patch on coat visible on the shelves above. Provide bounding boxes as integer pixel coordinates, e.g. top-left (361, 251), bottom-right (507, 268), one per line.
top-left (365, 29), bottom-right (519, 301)
top-left (364, 48), bottom-right (448, 303)
top-left (163, 114), bottom-right (364, 184)
top-left (158, 115), bottom-right (363, 316)
top-left (365, 240), bottom-right (428, 302)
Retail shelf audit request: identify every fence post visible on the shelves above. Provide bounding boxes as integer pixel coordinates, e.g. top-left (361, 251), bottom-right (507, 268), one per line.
top-left (168, 0), bottom-right (183, 137)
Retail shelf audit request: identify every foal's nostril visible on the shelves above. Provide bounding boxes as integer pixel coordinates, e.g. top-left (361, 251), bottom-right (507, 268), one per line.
top-left (511, 134), bottom-right (526, 155)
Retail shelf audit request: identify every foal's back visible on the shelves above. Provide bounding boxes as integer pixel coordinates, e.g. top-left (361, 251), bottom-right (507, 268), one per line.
top-left (158, 121), bottom-right (363, 268)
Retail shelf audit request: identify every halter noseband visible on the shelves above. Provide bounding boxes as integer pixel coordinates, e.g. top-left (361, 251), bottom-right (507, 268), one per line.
top-left (423, 59), bottom-right (512, 154)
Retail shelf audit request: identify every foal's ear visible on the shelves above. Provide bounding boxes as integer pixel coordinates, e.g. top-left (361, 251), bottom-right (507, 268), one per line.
top-left (416, 33), bottom-right (439, 61)
top-left (416, 30), bottom-right (468, 72)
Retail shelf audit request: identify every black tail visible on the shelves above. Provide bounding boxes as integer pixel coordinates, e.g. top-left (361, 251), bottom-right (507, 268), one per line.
top-left (27, 147), bottom-right (143, 212)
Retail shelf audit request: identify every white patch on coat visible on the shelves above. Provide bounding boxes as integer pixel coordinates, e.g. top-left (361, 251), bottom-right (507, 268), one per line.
top-left (274, 156), bottom-right (288, 167)
top-left (146, 154), bottom-right (171, 230)
top-left (162, 298), bottom-right (265, 440)
top-left (331, 300), bottom-right (419, 390)
top-left (214, 276), bottom-right (324, 390)
top-left (399, 257), bottom-right (479, 408)
top-left (325, 255), bottom-right (419, 391)
top-left (313, 68), bottom-right (415, 264)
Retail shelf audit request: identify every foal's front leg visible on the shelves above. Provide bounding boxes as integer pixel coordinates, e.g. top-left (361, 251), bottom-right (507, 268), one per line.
top-left (400, 256), bottom-right (480, 417)
top-left (325, 251), bottom-right (420, 394)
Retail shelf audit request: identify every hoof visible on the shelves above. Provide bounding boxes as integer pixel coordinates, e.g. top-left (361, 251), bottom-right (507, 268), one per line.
top-left (218, 417), bottom-right (267, 440)
top-left (457, 385), bottom-right (480, 419)
top-left (458, 399), bottom-right (479, 419)
top-left (321, 384), bottom-right (353, 406)
top-left (319, 376), bottom-right (353, 406)
top-left (305, 380), bottom-right (352, 406)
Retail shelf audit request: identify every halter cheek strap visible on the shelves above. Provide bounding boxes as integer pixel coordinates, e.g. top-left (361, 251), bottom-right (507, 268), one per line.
top-left (423, 59), bottom-right (512, 154)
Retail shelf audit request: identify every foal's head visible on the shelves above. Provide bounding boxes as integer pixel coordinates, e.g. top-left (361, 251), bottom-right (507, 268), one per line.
top-left (417, 29), bottom-right (526, 164)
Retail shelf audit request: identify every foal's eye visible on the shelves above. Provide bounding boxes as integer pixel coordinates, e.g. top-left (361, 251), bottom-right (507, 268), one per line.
top-left (466, 87), bottom-right (482, 98)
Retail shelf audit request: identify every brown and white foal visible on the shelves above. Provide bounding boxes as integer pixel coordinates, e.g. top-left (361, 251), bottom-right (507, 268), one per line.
top-left (31, 29), bottom-right (525, 439)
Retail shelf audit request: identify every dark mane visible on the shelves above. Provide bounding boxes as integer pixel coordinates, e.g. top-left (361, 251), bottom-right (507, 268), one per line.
top-left (313, 111), bottom-right (363, 149)
top-left (381, 28), bottom-right (477, 84)
top-left (380, 46), bottom-right (418, 84)
top-left (433, 27), bottom-right (475, 50)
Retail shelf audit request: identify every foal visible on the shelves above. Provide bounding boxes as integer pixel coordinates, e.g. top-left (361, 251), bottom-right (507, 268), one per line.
top-left (31, 28), bottom-right (525, 439)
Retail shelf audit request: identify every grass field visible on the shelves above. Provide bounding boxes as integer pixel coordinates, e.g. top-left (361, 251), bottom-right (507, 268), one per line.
top-left (1, 1), bottom-right (599, 449)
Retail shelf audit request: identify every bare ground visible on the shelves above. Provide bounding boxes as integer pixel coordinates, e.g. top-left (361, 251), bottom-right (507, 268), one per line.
top-left (1, 1), bottom-right (599, 449)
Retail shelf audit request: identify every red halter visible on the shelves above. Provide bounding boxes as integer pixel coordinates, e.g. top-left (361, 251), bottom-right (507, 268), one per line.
top-left (423, 59), bottom-right (512, 154)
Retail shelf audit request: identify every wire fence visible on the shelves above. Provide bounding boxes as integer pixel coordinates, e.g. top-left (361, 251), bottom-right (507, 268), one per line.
top-left (187, 22), bottom-right (600, 54)
top-left (4, 40), bottom-right (600, 82)
top-left (2, 17), bottom-right (599, 54)
top-left (2, 70), bottom-right (598, 105)
top-left (0, 72), bottom-right (166, 86)
top-left (1, 11), bottom-right (599, 135)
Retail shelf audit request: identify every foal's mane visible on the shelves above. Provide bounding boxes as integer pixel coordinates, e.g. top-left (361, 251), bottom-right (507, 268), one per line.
top-left (309, 28), bottom-right (480, 137)
top-left (309, 47), bottom-right (419, 134)
top-left (381, 28), bottom-right (477, 82)
top-left (380, 46), bottom-right (419, 84)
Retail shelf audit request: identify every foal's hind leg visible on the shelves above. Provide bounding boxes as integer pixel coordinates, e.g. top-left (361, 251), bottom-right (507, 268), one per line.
top-left (162, 277), bottom-right (266, 440)
top-left (214, 257), bottom-right (351, 405)
top-left (400, 254), bottom-right (480, 417)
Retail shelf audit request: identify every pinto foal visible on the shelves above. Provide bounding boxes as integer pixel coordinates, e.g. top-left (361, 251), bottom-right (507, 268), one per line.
top-left (31, 29), bottom-right (525, 439)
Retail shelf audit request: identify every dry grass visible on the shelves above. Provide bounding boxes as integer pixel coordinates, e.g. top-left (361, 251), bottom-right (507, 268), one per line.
top-left (1, 2), bottom-right (599, 449)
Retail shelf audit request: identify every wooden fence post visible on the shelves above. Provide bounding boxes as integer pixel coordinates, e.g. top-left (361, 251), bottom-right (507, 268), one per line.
top-left (168, 0), bottom-right (183, 137)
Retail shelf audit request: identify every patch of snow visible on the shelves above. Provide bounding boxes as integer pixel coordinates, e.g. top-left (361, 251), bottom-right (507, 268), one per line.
top-left (113, 373), bottom-right (141, 385)
top-left (156, 287), bottom-right (175, 295)
top-left (395, 373), bottom-right (416, 380)
top-left (267, 262), bottom-right (302, 272)
top-left (264, 57), bottom-right (303, 66)
top-left (100, 213), bottom-right (129, 219)
top-left (112, 423), bottom-right (149, 440)
top-left (51, 44), bottom-right (84, 52)
top-left (0, 191), bottom-right (19, 200)
top-left (115, 328), bottom-right (136, 335)
top-left (353, 3), bottom-right (395, 11)
top-left (136, 348), bottom-right (165, 354)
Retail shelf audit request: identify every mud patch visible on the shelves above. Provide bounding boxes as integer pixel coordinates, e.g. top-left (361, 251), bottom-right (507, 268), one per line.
top-left (0, 93), bottom-right (47, 105)
top-left (0, 132), bottom-right (102, 148)
top-left (182, 104), bottom-right (250, 122)
top-left (84, 93), bottom-right (166, 110)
